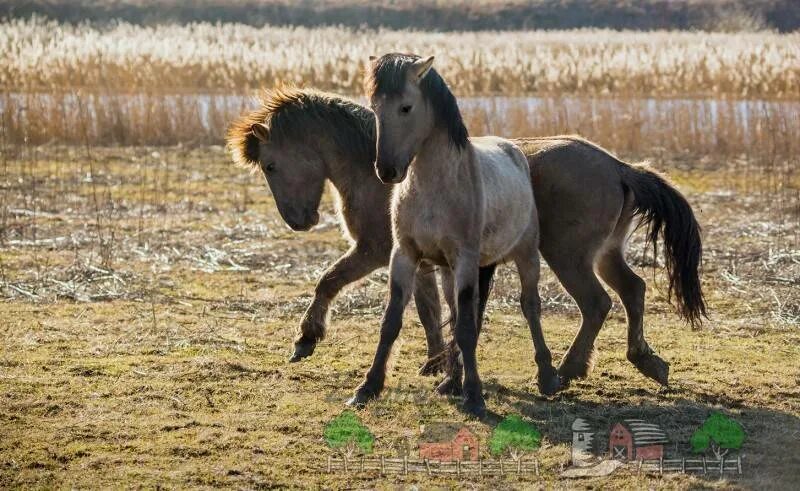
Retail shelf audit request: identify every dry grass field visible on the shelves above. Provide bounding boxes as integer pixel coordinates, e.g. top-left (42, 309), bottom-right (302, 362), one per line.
top-left (0, 143), bottom-right (798, 488)
top-left (1, 14), bottom-right (799, 490)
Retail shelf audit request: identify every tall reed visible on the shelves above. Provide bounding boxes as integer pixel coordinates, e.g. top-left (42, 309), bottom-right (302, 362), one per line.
top-left (2, 18), bottom-right (798, 98)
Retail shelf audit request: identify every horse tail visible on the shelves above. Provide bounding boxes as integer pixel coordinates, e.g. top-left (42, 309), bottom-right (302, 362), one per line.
top-left (619, 163), bottom-right (707, 327)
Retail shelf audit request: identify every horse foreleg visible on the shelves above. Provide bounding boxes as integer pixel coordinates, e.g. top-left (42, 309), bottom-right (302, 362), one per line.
top-left (451, 254), bottom-right (485, 417)
top-left (290, 244), bottom-right (383, 362)
top-left (347, 248), bottom-right (415, 407)
top-left (435, 269), bottom-right (461, 394)
top-left (436, 264), bottom-right (496, 395)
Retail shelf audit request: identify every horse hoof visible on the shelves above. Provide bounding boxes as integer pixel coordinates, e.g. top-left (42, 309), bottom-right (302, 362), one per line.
top-left (346, 387), bottom-right (377, 408)
top-left (288, 339), bottom-right (316, 363)
top-left (462, 396), bottom-right (486, 418)
top-left (632, 353), bottom-right (670, 386)
top-left (435, 376), bottom-right (462, 396)
top-left (418, 356), bottom-right (446, 376)
top-left (538, 368), bottom-right (564, 396)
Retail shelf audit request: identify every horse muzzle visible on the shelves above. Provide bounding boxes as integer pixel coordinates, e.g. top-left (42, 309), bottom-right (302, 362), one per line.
top-left (375, 160), bottom-right (410, 184)
top-left (284, 209), bottom-right (319, 231)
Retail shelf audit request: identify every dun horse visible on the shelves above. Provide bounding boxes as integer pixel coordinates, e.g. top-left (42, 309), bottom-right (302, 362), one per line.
top-left (226, 84), bottom-right (705, 397)
top-left (350, 53), bottom-right (560, 416)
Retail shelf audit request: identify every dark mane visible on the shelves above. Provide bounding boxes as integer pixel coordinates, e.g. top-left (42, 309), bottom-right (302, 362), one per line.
top-left (366, 53), bottom-right (469, 150)
top-left (226, 86), bottom-right (376, 169)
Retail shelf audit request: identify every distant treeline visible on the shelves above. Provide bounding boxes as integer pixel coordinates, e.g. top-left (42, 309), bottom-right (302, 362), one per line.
top-left (2, 0), bottom-right (799, 32)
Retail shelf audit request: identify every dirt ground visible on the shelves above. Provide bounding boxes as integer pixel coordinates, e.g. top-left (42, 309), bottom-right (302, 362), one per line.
top-left (1, 146), bottom-right (798, 489)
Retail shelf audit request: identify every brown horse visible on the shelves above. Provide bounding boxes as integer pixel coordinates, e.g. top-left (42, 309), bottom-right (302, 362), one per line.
top-left (227, 88), bottom-right (446, 375)
top-left (226, 85), bottom-right (705, 392)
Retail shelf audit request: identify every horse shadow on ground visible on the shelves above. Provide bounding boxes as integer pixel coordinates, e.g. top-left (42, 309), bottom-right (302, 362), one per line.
top-left (474, 380), bottom-right (800, 488)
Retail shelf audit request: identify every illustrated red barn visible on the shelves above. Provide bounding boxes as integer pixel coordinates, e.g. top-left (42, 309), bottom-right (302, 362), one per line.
top-left (418, 423), bottom-right (479, 462)
top-left (609, 420), bottom-right (668, 461)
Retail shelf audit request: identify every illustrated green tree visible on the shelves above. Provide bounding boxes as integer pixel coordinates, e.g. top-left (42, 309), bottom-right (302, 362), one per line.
top-left (489, 414), bottom-right (542, 461)
top-left (323, 410), bottom-right (374, 458)
top-left (690, 412), bottom-right (745, 459)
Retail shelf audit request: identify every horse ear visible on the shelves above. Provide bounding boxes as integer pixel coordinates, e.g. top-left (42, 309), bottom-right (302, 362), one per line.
top-left (413, 56), bottom-right (435, 81)
top-left (250, 123), bottom-right (269, 142)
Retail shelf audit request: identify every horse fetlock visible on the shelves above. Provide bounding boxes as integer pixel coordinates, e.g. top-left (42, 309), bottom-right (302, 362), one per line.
top-left (537, 365), bottom-right (564, 396)
top-left (461, 394), bottom-right (486, 418)
top-left (626, 344), bottom-right (653, 364)
top-left (346, 380), bottom-right (383, 408)
top-left (299, 314), bottom-right (327, 341)
top-left (461, 383), bottom-right (486, 418)
top-left (288, 336), bottom-right (317, 362)
top-left (435, 374), bottom-right (463, 396)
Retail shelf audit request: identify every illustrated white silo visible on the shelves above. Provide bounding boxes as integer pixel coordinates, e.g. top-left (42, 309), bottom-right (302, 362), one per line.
top-left (571, 418), bottom-right (594, 467)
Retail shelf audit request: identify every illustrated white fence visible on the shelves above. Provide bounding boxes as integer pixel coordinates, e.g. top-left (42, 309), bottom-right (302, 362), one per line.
top-left (327, 456), bottom-right (540, 477)
top-left (327, 455), bottom-right (743, 478)
top-left (637, 456), bottom-right (743, 476)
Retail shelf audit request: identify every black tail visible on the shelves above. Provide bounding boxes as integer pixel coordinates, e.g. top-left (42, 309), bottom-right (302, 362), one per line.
top-left (620, 163), bottom-right (707, 327)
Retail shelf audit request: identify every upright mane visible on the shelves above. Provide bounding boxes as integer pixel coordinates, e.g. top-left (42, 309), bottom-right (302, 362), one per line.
top-left (366, 53), bottom-right (469, 150)
top-left (226, 86), bottom-right (376, 168)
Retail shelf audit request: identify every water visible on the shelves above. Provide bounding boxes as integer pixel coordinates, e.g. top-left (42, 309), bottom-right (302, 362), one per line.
top-left (3, 92), bottom-right (797, 149)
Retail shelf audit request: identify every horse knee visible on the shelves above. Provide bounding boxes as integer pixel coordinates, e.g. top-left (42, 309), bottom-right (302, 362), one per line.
top-left (379, 280), bottom-right (409, 341)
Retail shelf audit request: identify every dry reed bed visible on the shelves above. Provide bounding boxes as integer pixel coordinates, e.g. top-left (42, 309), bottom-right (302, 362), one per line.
top-left (2, 18), bottom-right (799, 97)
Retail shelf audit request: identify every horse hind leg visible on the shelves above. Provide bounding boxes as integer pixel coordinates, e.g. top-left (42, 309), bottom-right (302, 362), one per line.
top-left (549, 254), bottom-right (612, 383)
top-left (415, 263), bottom-right (445, 375)
top-left (512, 249), bottom-right (562, 396)
top-left (597, 248), bottom-right (669, 386)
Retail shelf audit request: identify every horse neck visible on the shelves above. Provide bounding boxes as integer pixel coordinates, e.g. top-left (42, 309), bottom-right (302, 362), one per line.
top-left (319, 132), bottom-right (383, 207)
top-left (409, 126), bottom-right (471, 188)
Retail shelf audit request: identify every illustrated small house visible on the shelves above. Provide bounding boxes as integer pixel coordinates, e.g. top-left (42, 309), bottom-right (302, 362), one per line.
top-left (609, 420), bottom-right (668, 461)
top-left (418, 423), bottom-right (479, 462)
top-left (571, 418), bottom-right (595, 467)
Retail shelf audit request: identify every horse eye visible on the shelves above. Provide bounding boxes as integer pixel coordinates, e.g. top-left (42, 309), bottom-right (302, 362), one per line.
top-left (263, 162), bottom-right (276, 173)
top-left (400, 104), bottom-right (412, 114)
